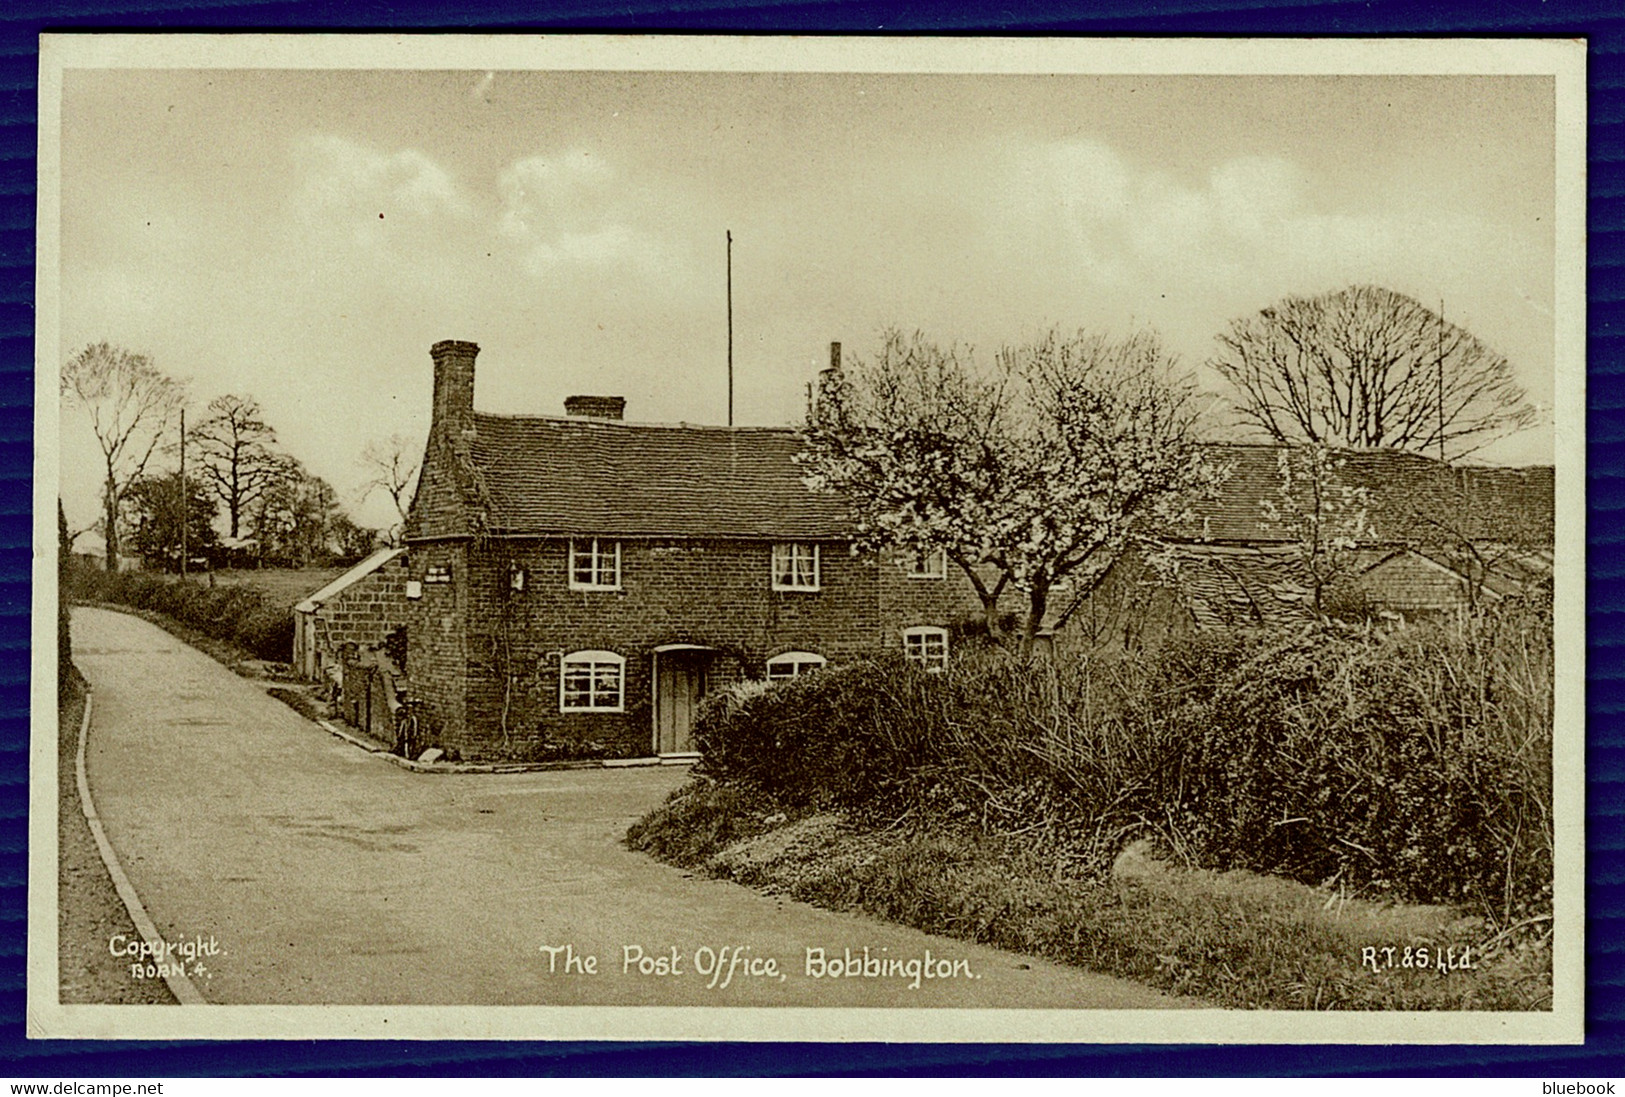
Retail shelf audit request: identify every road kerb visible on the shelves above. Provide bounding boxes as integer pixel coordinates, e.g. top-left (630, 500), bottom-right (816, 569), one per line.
top-left (311, 716), bottom-right (689, 774)
top-left (74, 688), bottom-right (207, 1006)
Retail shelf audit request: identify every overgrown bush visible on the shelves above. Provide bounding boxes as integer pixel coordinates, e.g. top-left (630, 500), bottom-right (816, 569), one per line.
top-left (65, 562), bottom-right (294, 662)
top-left (691, 598), bottom-right (1554, 924)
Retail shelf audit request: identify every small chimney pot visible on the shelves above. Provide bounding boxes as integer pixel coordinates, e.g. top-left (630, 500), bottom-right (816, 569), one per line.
top-left (564, 395), bottom-right (627, 420)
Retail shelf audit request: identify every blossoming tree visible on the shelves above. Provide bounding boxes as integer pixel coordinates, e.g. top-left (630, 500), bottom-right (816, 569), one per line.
top-left (800, 328), bottom-right (1223, 653)
top-left (1258, 443), bottom-right (1375, 616)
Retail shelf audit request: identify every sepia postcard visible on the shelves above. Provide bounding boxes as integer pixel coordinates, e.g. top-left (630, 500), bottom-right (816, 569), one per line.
top-left (29, 34), bottom-right (1586, 1043)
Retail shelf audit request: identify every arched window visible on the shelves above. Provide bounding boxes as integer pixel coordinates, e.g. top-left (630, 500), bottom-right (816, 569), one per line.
top-left (559, 650), bottom-right (625, 711)
top-left (902, 626), bottom-right (949, 671)
top-left (766, 651), bottom-right (827, 682)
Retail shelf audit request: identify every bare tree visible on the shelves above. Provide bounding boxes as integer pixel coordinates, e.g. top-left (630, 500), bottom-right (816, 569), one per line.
top-left (359, 433), bottom-right (422, 541)
top-left (61, 343), bottom-right (186, 571)
top-left (187, 394), bottom-right (285, 540)
top-left (1210, 285), bottom-right (1536, 459)
top-left (802, 328), bottom-right (1222, 652)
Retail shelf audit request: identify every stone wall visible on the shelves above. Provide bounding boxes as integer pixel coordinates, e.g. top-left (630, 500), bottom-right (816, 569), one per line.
top-left (310, 554), bottom-right (411, 669)
top-left (339, 649), bottom-right (406, 746)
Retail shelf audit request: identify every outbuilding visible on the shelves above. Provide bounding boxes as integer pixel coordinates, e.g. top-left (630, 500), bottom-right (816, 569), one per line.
top-left (292, 546), bottom-right (410, 682)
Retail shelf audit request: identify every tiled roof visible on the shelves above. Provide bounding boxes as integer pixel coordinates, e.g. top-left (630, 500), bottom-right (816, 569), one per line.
top-left (1409, 545), bottom-right (1555, 600)
top-left (1157, 544), bottom-right (1317, 630)
top-left (468, 414), bottom-right (851, 538)
top-left (454, 415), bottom-right (1552, 546)
top-left (1181, 444), bottom-right (1554, 544)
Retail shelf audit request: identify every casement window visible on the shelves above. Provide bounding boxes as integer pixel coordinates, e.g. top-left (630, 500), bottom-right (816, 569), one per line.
top-left (903, 548), bottom-right (947, 579)
top-left (771, 542), bottom-right (821, 591)
top-left (765, 651), bottom-right (828, 682)
top-left (569, 539), bottom-right (622, 590)
top-left (559, 650), bottom-right (625, 712)
top-left (902, 626), bottom-right (949, 671)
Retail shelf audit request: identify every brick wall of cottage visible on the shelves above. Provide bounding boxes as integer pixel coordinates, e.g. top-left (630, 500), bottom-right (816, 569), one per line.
top-left (405, 540), bottom-right (471, 751)
top-left (311, 555), bottom-right (411, 666)
top-left (877, 552), bottom-right (981, 634)
top-left (412, 537), bottom-right (980, 762)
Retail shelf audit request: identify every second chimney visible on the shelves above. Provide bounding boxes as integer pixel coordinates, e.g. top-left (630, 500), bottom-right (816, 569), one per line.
top-left (564, 395), bottom-right (626, 420)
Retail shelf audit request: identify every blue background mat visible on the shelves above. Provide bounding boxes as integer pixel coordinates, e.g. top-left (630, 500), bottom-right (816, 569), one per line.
top-left (3, 0), bottom-right (1618, 1077)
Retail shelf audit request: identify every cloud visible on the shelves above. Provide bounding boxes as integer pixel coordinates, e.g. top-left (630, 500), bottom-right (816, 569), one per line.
top-left (995, 137), bottom-right (1496, 298)
top-left (1208, 156), bottom-right (1306, 239)
top-left (496, 150), bottom-right (685, 280)
top-left (293, 134), bottom-right (473, 223)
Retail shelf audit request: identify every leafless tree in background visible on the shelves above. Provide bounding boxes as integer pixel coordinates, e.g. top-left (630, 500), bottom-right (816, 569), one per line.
top-left (187, 393), bottom-right (285, 540)
top-left (359, 433), bottom-right (422, 543)
top-left (1210, 285), bottom-right (1537, 459)
top-left (61, 342), bottom-right (186, 571)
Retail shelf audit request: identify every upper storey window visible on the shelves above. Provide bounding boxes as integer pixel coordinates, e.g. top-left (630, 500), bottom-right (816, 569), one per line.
top-left (569, 539), bottom-right (621, 591)
top-left (903, 548), bottom-right (947, 579)
top-left (772, 543), bottom-right (821, 591)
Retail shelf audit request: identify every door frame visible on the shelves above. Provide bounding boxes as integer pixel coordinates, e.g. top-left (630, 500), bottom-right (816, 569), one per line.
top-left (650, 643), bottom-right (715, 757)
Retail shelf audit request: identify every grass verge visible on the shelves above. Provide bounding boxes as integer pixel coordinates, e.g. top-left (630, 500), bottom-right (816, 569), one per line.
top-left (628, 778), bottom-right (1552, 1010)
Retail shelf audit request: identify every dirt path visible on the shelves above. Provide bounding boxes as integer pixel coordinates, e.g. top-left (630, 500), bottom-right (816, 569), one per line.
top-left (72, 606), bottom-right (1189, 1009)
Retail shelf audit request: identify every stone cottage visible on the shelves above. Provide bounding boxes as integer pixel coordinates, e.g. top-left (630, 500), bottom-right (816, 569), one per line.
top-left (403, 340), bottom-right (984, 764)
top-left (292, 546), bottom-right (411, 682)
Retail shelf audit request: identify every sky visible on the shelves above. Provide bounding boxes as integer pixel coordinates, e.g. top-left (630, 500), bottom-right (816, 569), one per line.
top-left (53, 65), bottom-right (1558, 534)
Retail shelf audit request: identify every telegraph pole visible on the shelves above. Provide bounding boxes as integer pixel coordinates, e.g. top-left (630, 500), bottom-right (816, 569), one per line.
top-left (726, 229), bottom-right (734, 427)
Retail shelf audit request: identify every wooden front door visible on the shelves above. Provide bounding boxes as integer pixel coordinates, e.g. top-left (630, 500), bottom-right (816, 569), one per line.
top-left (655, 651), bottom-right (708, 754)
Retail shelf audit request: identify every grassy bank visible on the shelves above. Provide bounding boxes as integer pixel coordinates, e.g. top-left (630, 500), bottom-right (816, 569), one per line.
top-left (629, 781), bottom-right (1551, 1010)
top-left (629, 600), bottom-right (1553, 1009)
top-left (65, 563), bottom-right (308, 663)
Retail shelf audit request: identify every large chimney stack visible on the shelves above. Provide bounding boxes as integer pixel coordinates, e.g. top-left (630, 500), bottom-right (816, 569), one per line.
top-left (430, 340), bottom-right (479, 441)
top-left (564, 395), bottom-right (627, 420)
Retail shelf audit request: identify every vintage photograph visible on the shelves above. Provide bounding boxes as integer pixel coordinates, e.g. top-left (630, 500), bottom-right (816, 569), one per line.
top-left (30, 36), bottom-right (1585, 1042)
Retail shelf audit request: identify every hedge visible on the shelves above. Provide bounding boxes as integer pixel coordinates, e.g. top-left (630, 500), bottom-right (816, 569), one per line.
top-left (691, 598), bottom-right (1553, 921)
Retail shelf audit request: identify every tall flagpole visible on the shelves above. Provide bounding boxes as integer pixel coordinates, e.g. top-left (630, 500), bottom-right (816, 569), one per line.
top-left (726, 229), bottom-right (734, 427)
top-left (179, 407), bottom-right (187, 579)
top-left (1437, 300), bottom-right (1446, 464)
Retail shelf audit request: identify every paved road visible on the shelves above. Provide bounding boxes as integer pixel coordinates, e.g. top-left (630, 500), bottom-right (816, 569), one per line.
top-left (73, 606), bottom-right (1189, 1009)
